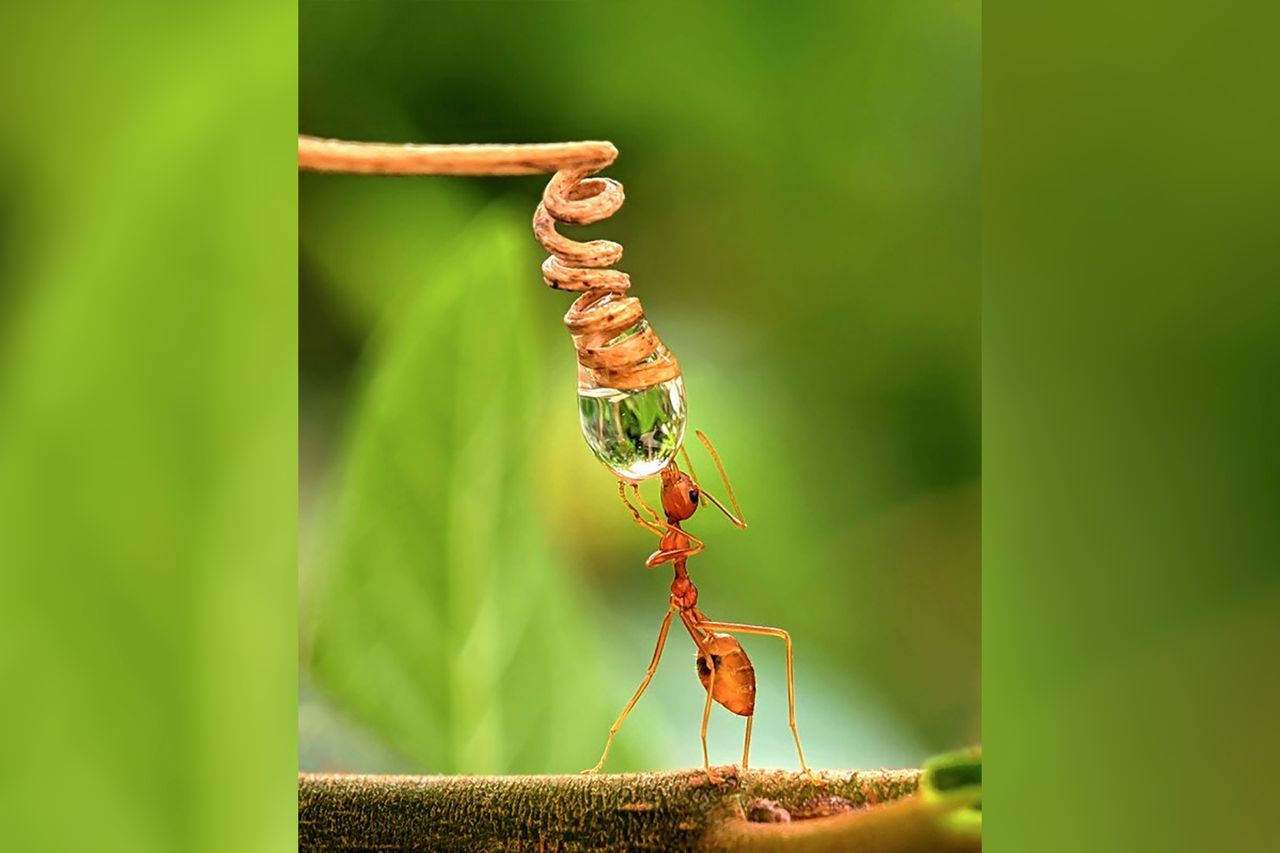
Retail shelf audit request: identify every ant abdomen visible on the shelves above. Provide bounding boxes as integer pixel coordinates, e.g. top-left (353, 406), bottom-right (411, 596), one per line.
top-left (695, 633), bottom-right (756, 716)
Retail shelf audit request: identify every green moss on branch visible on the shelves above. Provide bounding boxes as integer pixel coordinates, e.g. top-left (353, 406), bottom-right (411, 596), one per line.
top-left (299, 766), bottom-right (939, 852)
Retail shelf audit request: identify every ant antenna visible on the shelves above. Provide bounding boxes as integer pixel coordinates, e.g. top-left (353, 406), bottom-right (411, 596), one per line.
top-left (679, 445), bottom-right (700, 483)
top-left (692, 429), bottom-right (747, 529)
top-left (680, 441), bottom-right (743, 529)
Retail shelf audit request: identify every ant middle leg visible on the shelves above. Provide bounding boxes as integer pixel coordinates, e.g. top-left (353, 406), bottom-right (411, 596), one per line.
top-left (697, 635), bottom-right (724, 785)
top-left (644, 531), bottom-right (705, 568)
top-left (582, 604), bottom-right (676, 775)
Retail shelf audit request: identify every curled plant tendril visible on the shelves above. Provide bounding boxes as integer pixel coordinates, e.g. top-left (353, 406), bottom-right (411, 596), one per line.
top-left (297, 135), bottom-right (681, 391)
top-left (533, 160), bottom-right (681, 391)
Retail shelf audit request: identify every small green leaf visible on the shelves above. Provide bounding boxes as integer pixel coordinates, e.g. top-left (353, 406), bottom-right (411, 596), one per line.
top-left (921, 745), bottom-right (982, 835)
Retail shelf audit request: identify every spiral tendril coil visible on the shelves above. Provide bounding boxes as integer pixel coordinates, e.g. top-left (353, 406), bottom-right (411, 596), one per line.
top-left (533, 159), bottom-right (681, 391)
top-left (297, 135), bottom-right (679, 392)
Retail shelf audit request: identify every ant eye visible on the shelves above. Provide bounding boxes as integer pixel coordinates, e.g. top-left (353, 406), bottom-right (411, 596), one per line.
top-left (689, 489), bottom-right (699, 504)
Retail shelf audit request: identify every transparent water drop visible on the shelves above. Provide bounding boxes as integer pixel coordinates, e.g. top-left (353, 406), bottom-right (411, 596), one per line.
top-left (577, 375), bottom-right (686, 481)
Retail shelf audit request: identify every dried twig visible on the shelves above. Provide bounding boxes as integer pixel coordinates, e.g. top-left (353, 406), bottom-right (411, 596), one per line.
top-left (298, 134), bottom-right (616, 175)
top-left (299, 134), bottom-right (679, 390)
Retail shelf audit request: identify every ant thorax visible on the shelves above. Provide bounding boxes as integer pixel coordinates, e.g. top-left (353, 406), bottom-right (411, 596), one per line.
top-left (670, 564), bottom-right (698, 610)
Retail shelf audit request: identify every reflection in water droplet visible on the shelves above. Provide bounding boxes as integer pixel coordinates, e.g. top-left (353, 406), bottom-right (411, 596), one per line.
top-left (577, 376), bottom-right (686, 481)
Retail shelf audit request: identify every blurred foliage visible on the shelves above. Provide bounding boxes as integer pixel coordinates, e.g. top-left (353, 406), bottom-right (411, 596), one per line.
top-left (2, 1), bottom-right (1276, 851)
top-left (306, 206), bottom-right (624, 772)
top-left (921, 745), bottom-right (982, 842)
top-left (301, 0), bottom-right (980, 775)
top-left (0, 4), bottom-right (295, 852)
top-left (985, 4), bottom-right (1280, 852)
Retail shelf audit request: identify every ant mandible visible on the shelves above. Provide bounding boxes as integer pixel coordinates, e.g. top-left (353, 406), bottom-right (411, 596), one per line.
top-left (581, 430), bottom-right (814, 783)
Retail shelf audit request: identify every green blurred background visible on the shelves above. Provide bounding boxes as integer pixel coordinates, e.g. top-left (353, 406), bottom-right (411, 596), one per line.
top-left (300, 1), bottom-right (980, 776)
top-left (3, 1), bottom-right (1276, 851)
top-left (985, 3), bottom-right (1280, 850)
top-left (0, 4), bottom-right (296, 852)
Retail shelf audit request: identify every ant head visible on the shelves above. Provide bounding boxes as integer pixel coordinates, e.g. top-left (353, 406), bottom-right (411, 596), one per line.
top-left (659, 462), bottom-right (700, 522)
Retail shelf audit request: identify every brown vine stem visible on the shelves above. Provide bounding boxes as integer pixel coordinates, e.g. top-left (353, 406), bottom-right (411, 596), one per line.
top-left (298, 134), bottom-right (616, 175)
top-left (299, 133), bottom-right (680, 390)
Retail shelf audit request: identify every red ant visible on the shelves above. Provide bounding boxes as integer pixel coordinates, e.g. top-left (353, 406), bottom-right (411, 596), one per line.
top-left (581, 430), bottom-right (814, 783)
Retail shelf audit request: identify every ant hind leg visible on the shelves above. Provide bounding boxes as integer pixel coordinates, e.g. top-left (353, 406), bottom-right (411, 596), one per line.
top-left (695, 618), bottom-right (819, 782)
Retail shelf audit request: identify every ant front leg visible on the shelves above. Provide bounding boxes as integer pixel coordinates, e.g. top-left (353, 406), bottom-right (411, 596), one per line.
top-left (696, 619), bottom-right (818, 782)
top-left (581, 604), bottom-right (676, 775)
top-left (628, 482), bottom-right (665, 529)
top-left (617, 481), bottom-right (665, 536)
top-left (618, 482), bottom-right (707, 567)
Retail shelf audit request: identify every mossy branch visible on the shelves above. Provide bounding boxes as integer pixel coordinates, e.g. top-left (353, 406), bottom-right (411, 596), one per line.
top-left (299, 761), bottom-right (979, 852)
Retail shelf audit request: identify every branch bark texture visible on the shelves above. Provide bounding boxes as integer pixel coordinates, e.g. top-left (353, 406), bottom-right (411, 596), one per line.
top-left (298, 766), bottom-right (964, 852)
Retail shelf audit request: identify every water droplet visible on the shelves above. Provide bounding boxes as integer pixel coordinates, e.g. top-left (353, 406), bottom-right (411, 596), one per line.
top-left (577, 376), bottom-right (686, 480)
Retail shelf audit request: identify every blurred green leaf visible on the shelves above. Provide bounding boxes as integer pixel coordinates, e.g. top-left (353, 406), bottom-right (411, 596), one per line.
top-left (921, 746), bottom-right (982, 837)
top-left (0, 5), bottom-right (295, 852)
top-left (300, 175), bottom-right (488, 337)
top-left (305, 205), bottom-right (615, 773)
